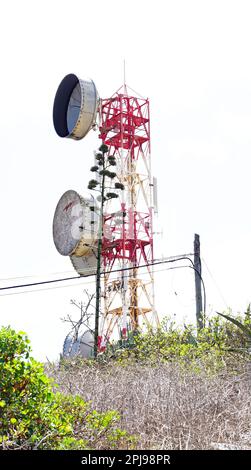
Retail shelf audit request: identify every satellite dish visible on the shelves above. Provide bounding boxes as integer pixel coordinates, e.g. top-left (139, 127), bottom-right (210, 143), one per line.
top-left (53, 190), bottom-right (98, 257)
top-left (63, 329), bottom-right (94, 358)
top-left (70, 252), bottom-right (98, 276)
top-left (53, 73), bottom-right (99, 140)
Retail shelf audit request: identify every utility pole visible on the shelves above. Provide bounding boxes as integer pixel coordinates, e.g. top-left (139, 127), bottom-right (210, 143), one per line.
top-left (194, 233), bottom-right (203, 330)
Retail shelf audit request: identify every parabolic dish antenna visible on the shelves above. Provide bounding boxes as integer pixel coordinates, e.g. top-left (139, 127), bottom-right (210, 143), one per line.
top-left (63, 329), bottom-right (94, 358)
top-left (53, 189), bottom-right (98, 257)
top-left (53, 73), bottom-right (99, 140)
top-left (70, 252), bottom-right (98, 276)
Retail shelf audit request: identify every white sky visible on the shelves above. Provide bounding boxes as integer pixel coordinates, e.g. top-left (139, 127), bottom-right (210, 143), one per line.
top-left (0, 0), bottom-right (251, 361)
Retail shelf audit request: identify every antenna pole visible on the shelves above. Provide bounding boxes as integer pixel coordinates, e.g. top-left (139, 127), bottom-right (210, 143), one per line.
top-left (194, 233), bottom-right (203, 330)
top-left (123, 59), bottom-right (126, 94)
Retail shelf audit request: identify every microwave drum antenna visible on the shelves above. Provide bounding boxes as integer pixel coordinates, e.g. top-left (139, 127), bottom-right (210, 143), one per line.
top-left (70, 252), bottom-right (97, 276)
top-left (63, 329), bottom-right (94, 358)
top-left (53, 73), bottom-right (99, 140)
top-left (53, 189), bottom-right (98, 258)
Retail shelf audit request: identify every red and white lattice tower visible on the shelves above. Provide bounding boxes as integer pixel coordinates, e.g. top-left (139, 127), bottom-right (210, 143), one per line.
top-left (97, 84), bottom-right (160, 350)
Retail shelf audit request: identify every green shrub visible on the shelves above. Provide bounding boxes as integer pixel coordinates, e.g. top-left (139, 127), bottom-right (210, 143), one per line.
top-left (104, 312), bottom-right (250, 373)
top-left (217, 305), bottom-right (251, 352)
top-left (0, 326), bottom-right (135, 450)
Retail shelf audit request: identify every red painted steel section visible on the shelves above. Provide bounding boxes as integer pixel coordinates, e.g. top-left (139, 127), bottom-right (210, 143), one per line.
top-left (99, 93), bottom-right (153, 265)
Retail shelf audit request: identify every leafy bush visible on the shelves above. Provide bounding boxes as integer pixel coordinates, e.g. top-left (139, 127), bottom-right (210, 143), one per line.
top-left (0, 326), bottom-right (135, 450)
top-left (217, 306), bottom-right (251, 352)
top-left (103, 311), bottom-right (251, 373)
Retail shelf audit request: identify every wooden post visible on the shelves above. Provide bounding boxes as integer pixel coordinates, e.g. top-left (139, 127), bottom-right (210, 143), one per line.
top-left (194, 233), bottom-right (203, 330)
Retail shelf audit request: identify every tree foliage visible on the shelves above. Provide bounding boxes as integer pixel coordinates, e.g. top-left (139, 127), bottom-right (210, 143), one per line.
top-left (0, 326), bottom-right (134, 450)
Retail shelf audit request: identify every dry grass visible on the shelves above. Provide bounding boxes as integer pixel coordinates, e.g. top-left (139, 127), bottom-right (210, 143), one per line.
top-left (47, 361), bottom-right (251, 450)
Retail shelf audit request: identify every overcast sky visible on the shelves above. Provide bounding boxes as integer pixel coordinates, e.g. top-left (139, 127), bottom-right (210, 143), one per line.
top-left (0, 0), bottom-right (251, 361)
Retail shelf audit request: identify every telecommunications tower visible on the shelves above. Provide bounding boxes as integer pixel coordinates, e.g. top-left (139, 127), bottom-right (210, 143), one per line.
top-left (98, 83), bottom-right (159, 347)
top-left (52, 73), bottom-right (159, 353)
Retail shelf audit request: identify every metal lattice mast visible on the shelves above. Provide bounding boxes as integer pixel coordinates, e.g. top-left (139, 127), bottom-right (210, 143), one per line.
top-left (97, 86), bottom-right (159, 350)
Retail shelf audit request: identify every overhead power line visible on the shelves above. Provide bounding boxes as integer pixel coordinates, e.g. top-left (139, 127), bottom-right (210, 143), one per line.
top-left (0, 264), bottom-right (197, 297)
top-left (201, 257), bottom-right (228, 308)
top-left (0, 254), bottom-right (206, 312)
top-left (0, 270), bottom-right (77, 282)
top-left (0, 275), bottom-right (81, 292)
top-left (0, 254), bottom-right (196, 293)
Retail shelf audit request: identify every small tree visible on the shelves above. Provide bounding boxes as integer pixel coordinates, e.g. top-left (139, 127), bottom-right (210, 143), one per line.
top-left (61, 290), bottom-right (95, 339)
top-left (88, 144), bottom-right (124, 357)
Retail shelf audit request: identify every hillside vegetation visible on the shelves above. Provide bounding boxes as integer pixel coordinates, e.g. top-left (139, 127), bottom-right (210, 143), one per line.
top-left (1, 312), bottom-right (251, 449)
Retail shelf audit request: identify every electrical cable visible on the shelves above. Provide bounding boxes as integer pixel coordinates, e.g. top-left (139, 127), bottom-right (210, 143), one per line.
top-left (0, 253), bottom-right (195, 283)
top-left (0, 275), bottom-right (81, 292)
top-left (0, 270), bottom-right (78, 282)
top-left (0, 264), bottom-right (191, 297)
top-left (201, 257), bottom-right (228, 307)
top-left (153, 263), bottom-right (206, 313)
top-left (0, 264), bottom-right (197, 298)
top-left (0, 257), bottom-right (207, 314)
top-left (0, 255), bottom-right (195, 292)
top-left (0, 282), bottom-right (89, 297)
top-left (188, 265), bottom-right (206, 313)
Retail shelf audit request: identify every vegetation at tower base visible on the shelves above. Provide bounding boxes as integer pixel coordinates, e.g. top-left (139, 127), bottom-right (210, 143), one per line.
top-left (0, 326), bottom-right (135, 450)
top-left (51, 309), bottom-right (251, 451)
top-left (1, 309), bottom-right (251, 450)
top-left (101, 309), bottom-right (251, 374)
top-left (217, 305), bottom-right (251, 350)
